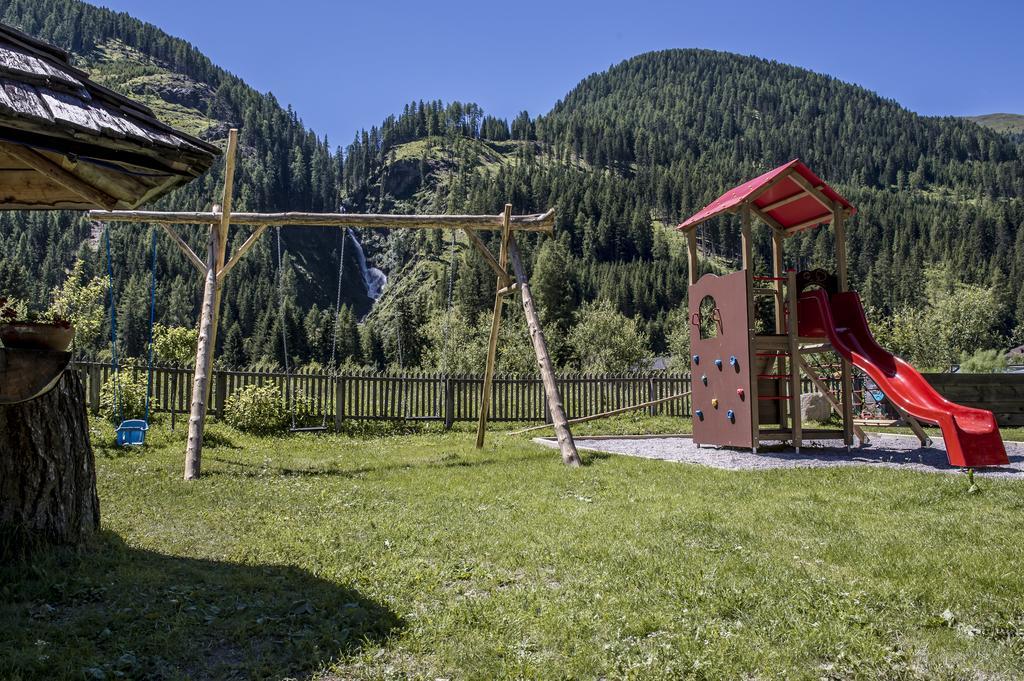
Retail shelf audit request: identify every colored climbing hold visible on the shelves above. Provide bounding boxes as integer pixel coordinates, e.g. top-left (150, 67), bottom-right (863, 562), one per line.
top-left (729, 355), bottom-right (738, 368)
top-left (711, 398), bottom-right (719, 409)
top-left (726, 409), bottom-right (735, 421)
top-left (701, 374), bottom-right (708, 385)
top-left (714, 358), bottom-right (723, 369)
top-left (695, 409), bottom-right (704, 420)
top-left (692, 354), bottom-right (700, 364)
top-left (736, 388), bottom-right (745, 399)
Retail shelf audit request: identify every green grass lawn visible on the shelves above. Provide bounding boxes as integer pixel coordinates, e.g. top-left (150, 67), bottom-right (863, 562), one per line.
top-left (3, 417), bottom-right (1024, 679)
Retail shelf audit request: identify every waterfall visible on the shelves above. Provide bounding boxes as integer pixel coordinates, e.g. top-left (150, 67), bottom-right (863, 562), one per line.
top-left (347, 229), bottom-right (387, 300)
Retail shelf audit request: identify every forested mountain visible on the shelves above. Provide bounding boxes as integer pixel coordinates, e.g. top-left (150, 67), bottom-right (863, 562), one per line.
top-left (342, 52), bottom-right (1024, 368)
top-left (2, 1), bottom-right (1023, 372)
top-left (0, 0), bottom-right (361, 369)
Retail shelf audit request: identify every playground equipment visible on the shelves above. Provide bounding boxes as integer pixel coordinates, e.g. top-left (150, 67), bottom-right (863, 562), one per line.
top-left (105, 227), bottom-right (158, 446)
top-left (677, 159), bottom-right (1008, 467)
top-left (91, 129), bottom-right (582, 477)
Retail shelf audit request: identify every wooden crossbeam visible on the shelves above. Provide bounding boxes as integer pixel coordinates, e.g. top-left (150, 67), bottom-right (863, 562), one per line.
top-left (783, 212), bottom-right (834, 236)
top-left (218, 224), bottom-right (267, 281)
top-left (786, 172), bottom-right (834, 211)
top-left (758, 189), bottom-right (808, 213)
top-left (87, 208), bottom-right (556, 233)
top-left (464, 228), bottom-right (512, 286)
top-left (750, 205), bottom-right (787, 231)
top-left (2, 142), bottom-right (119, 210)
top-left (160, 224), bottom-right (205, 274)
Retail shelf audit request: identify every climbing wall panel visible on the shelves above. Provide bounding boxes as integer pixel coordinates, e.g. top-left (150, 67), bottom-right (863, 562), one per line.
top-left (689, 272), bottom-right (754, 449)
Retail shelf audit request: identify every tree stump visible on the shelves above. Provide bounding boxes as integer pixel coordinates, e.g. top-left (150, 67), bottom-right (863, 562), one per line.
top-left (0, 370), bottom-right (99, 556)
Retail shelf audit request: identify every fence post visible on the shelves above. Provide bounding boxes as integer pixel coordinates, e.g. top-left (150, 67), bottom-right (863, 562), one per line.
top-left (214, 371), bottom-right (227, 418)
top-left (443, 376), bottom-right (454, 430)
top-left (88, 363), bottom-right (101, 414)
top-left (543, 378), bottom-right (552, 424)
top-left (334, 375), bottom-right (345, 430)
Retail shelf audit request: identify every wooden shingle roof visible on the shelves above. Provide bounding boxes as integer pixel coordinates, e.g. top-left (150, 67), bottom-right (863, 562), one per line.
top-left (0, 22), bottom-right (219, 210)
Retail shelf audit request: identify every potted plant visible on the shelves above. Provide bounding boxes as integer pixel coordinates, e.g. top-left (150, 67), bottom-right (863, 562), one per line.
top-left (0, 298), bottom-right (76, 352)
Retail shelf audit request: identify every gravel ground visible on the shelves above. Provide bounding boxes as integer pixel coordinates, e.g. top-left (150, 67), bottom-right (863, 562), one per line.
top-left (534, 433), bottom-right (1024, 478)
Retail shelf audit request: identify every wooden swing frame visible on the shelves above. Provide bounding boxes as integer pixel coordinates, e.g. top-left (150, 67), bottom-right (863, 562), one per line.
top-left (90, 130), bottom-right (582, 479)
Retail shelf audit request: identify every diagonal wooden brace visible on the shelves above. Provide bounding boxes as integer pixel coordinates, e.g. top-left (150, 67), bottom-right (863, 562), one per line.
top-left (160, 224), bottom-right (206, 274)
top-left (218, 224), bottom-right (268, 282)
top-left (464, 228), bottom-right (512, 287)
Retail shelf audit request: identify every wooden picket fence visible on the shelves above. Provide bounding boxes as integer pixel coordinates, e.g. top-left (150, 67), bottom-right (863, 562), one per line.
top-left (73, 363), bottom-right (1024, 429)
top-left (75, 362), bottom-right (695, 428)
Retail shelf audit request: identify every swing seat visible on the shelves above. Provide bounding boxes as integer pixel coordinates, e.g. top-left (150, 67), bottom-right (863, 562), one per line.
top-left (116, 419), bottom-right (149, 446)
top-left (289, 425), bottom-right (328, 434)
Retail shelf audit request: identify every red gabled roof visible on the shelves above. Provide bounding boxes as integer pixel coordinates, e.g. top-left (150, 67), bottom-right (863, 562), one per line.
top-left (677, 159), bottom-right (855, 233)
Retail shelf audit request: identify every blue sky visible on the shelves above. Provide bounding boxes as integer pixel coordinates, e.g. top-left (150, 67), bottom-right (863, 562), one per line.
top-left (93, 0), bottom-right (1023, 147)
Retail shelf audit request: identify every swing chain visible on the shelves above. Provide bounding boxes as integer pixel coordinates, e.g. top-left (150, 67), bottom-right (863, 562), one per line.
top-left (275, 227), bottom-right (296, 430)
top-left (104, 225), bottom-right (122, 425)
top-left (327, 228), bottom-right (347, 374)
top-left (439, 229), bottom-right (458, 375)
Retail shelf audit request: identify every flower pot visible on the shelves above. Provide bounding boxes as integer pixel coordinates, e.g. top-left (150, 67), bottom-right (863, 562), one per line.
top-left (0, 321), bottom-right (75, 352)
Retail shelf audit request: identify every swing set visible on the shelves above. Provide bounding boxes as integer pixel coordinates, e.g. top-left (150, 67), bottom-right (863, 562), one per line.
top-left (104, 227), bottom-right (158, 446)
top-left (91, 129), bottom-right (583, 478)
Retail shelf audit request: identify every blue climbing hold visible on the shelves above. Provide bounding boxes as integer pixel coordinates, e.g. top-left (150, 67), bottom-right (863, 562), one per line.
top-left (726, 410), bottom-right (735, 422)
top-left (701, 374), bottom-right (708, 385)
top-left (729, 355), bottom-right (738, 368)
top-left (714, 358), bottom-right (723, 369)
top-left (695, 409), bottom-right (704, 420)
top-left (692, 354), bottom-right (700, 364)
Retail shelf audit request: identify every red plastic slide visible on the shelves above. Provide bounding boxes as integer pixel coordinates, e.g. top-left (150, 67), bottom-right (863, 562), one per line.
top-left (797, 289), bottom-right (1009, 467)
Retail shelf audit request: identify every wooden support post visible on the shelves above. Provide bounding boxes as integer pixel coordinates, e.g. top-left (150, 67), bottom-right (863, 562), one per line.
top-left (205, 128), bottom-right (238, 400)
top-left (786, 270), bottom-right (802, 451)
top-left (184, 226), bottom-right (219, 480)
top-left (507, 236), bottom-right (581, 466)
top-left (771, 230), bottom-right (786, 333)
top-left (833, 200), bottom-right (854, 447)
top-left (772, 228), bottom-right (788, 432)
top-left (741, 205), bottom-right (760, 451)
top-left (686, 228), bottom-right (699, 285)
top-left (475, 205), bottom-right (512, 448)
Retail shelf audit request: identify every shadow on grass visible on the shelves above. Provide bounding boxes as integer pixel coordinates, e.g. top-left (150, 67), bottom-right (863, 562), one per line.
top-left (206, 452), bottom-right (515, 479)
top-left (0, 531), bottom-right (401, 680)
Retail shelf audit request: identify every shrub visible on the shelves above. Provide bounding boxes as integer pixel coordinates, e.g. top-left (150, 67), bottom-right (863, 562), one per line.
top-left (568, 299), bottom-right (649, 373)
top-left (958, 348), bottom-right (1007, 374)
top-left (223, 384), bottom-right (289, 434)
top-left (153, 324), bottom-right (198, 366)
top-left (99, 369), bottom-right (152, 423)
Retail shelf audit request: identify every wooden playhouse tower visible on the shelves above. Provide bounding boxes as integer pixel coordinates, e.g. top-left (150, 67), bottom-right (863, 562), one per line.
top-left (676, 159), bottom-right (866, 452)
